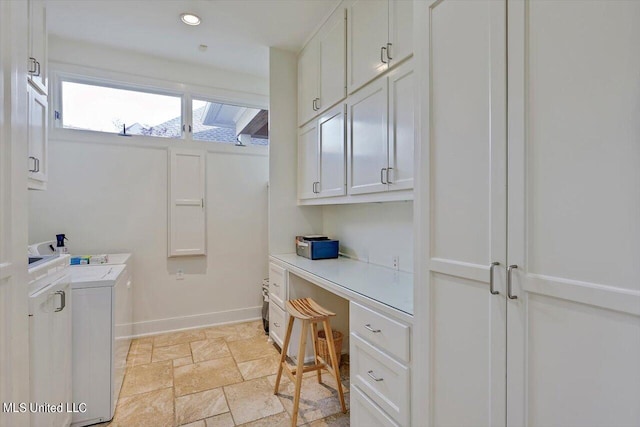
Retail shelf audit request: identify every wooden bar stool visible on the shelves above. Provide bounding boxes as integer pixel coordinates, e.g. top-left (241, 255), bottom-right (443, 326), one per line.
top-left (273, 297), bottom-right (346, 426)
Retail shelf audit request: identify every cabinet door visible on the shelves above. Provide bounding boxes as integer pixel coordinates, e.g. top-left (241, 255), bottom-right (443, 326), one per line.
top-left (27, 84), bottom-right (48, 189)
top-left (318, 7), bottom-right (346, 113)
top-left (297, 121), bottom-right (319, 200)
top-left (347, 77), bottom-right (389, 195)
top-left (387, 60), bottom-right (414, 192)
top-left (317, 104), bottom-right (346, 198)
top-left (424, 1), bottom-right (507, 426)
top-left (506, 2), bottom-right (640, 426)
top-left (347, 0), bottom-right (389, 94)
top-left (28, 0), bottom-right (47, 95)
top-left (388, 0), bottom-right (413, 67)
top-left (298, 39), bottom-right (319, 126)
top-left (29, 288), bottom-right (54, 427)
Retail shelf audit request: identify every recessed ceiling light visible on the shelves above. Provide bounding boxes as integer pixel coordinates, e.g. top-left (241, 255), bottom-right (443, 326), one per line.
top-left (180, 13), bottom-right (201, 26)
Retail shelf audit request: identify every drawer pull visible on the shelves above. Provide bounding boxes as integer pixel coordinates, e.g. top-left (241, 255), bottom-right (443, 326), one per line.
top-left (367, 370), bottom-right (384, 382)
top-left (274, 322), bottom-right (280, 328)
top-left (272, 282), bottom-right (280, 287)
top-left (364, 324), bottom-right (381, 333)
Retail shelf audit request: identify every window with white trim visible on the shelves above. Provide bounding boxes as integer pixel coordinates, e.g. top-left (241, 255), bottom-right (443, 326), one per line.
top-left (56, 75), bottom-right (269, 145)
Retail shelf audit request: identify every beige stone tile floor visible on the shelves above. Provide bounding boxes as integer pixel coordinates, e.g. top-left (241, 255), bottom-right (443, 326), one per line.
top-left (103, 320), bottom-right (350, 426)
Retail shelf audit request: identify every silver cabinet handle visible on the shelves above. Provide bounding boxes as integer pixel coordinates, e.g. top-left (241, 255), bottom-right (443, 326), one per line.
top-left (28, 57), bottom-right (37, 74)
top-left (315, 98), bottom-right (320, 111)
top-left (364, 324), bottom-right (381, 333)
top-left (312, 182), bottom-right (316, 193)
top-left (380, 168), bottom-right (387, 184)
top-left (386, 42), bottom-right (393, 61)
top-left (274, 322), bottom-right (280, 328)
top-left (312, 99), bottom-right (316, 111)
top-left (35, 158), bottom-right (40, 173)
top-left (489, 262), bottom-right (500, 295)
top-left (386, 167), bottom-right (393, 184)
top-left (507, 265), bottom-right (518, 299)
top-left (34, 60), bottom-right (41, 77)
top-left (271, 282), bottom-right (279, 287)
top-left (367, 370), bottom-right (384, 382)
top-left (380, 46), bottom-right (387, 64)
top-left (54, 290), bottom-right (66, 312)
top-left (28, 156), bottom-right (37, 173)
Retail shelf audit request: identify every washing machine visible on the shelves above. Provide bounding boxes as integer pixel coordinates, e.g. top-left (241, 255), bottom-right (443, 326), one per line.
top-left (70, 263), bottom-right (132, 426)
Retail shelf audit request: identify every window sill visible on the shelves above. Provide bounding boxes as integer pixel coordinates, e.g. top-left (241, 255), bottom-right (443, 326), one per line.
top-left (49, 127), bottom-right (268, 157)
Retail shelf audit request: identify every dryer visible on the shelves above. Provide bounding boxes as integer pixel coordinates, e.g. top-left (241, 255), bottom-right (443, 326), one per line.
top-left (70, 264), bottom-right (132, 426)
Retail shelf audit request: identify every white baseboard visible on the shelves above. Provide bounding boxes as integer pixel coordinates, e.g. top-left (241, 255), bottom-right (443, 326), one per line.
top-left (130, 305), bottom-right (263, 338)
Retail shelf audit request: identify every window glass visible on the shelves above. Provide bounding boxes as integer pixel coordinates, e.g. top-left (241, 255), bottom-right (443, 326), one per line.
top-left (192, 99), bottom-right (269, 145)
top-left (61, 81), bottom-right (182, 138)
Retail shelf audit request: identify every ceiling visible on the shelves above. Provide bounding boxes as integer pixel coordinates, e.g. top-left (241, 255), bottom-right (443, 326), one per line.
top-left (47, 0), bottom-right (340, 78)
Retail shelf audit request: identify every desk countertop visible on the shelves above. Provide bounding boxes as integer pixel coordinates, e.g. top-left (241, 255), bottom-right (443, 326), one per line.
top-left (270, 254), bottom-right (413, 316)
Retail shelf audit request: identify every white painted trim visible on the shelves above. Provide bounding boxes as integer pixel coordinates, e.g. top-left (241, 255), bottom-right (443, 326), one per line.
top-left (130, 305), bottom-right (262, 337)
top-left (298, 190), bottom-right (413, 206)
top-left (298, 0), bottom-right (344, 55)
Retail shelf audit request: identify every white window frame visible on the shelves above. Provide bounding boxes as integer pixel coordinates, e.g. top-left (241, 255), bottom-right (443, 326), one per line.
top-left (49, 62), bottom-right (269, 156)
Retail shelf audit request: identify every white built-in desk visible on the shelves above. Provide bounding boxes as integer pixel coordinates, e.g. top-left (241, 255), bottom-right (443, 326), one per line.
top-left (269, 253), bottom-right (413, 321)
top-left (269, 253), bottom-right (414, 426)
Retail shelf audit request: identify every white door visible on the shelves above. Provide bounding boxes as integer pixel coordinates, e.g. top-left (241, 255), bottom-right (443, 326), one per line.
top-left (506, 2), bottom-right (640, 426)
top-left (347, 77), bottom-right (388, 195)
top-left (388, 0), bottom-right (413, 67)
top-left (317, 104), bottom-right (346, 198)
top-left (387, 59), bottom-right (414, 192)
top-left (425, 0), bottom-right (507, 426)
top-left (27, 84), bottom-right (47, 188)
top-left (297, 121), bottom-right (319, 200)
top-left (27, 0), bottom-right (47, 95)
top-left (298, 39), bottom-right (319, 126)
top-left (168, 149), bottom-right (206, 257)
top-left (318, 7), bottom-right (346, 113)
top-left (347, 0), bottom-right (389, 94)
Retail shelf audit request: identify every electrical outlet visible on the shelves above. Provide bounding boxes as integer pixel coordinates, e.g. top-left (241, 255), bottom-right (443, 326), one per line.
top-left (392, 256), bottom-right (399, 270)
top-left (176, 268), bottom-right (184, 280)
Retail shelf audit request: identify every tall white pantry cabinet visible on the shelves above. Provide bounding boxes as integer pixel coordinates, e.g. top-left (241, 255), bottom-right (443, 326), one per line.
top-left (415, 1), bottom-right (640, 426)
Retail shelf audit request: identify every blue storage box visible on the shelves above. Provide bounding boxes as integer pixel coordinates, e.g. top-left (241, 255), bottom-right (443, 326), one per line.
top-left (296, 236), bottom-right (339, 260)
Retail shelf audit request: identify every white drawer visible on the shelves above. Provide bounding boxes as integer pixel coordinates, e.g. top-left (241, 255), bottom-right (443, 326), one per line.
top-left (269, 303), bottom-right (287, 347)
top-left (352, 385), bottom-right (400, 427)
top-left (351, 333), bottom-right (410, 426)
top-left (269, 263), bottom-right (287, 309)
top-left (350, 301), bottom-right (410, 363)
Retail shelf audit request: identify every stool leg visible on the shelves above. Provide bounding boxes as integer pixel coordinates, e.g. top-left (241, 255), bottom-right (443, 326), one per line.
top-left (310, 321), bottom-right (322, 384)
top-left (323, 320), bottom-right (346, 413)
top-left (274, 316), bottom-right (294, 394)
top-left (292, 320), bottom-right (309, 427)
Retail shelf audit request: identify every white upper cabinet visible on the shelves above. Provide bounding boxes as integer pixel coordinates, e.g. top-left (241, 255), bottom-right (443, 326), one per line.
top-left (28, 0), bottom-right (47, 95)
top-left (168, 149), bottom-right (206, 257)
top-left (317, 105), bottom-right (346, 198)
top-left (298, 39), bottom-right (320, 127)
top-left (298, 121), bottom-right (319, 200)
top-left (28, 84), bottom-right (48, 190)
top-left (347, 76), bottom-right (389, 195)
top-left (387, 61), bottom-right (414, 192)
top-left (347, 0), bottom-right (413, 94)
top-left (347, 59), bottom-right (414, 196)
top-left (298, 104), bottom-right (346, 200)
top-left (298, 6), bottom-right (346, 127)
top-left (347, 0), bottom-right (389, 94)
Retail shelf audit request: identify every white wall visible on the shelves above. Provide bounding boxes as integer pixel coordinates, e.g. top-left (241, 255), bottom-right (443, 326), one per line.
top-left (322, 202), bottom-right (414, 272)
top-left (28, 39), bottom-right (270, 336)
top-left (268, 47), bottom-right (322, 255)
